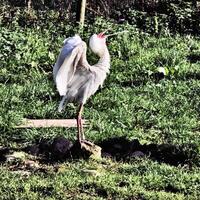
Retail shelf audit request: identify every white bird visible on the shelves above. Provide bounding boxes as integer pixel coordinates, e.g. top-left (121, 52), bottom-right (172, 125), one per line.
top-left (53, 32), bottom-right (110, 145)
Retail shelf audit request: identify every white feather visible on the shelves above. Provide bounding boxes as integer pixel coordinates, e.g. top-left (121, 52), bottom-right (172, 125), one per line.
top-left (53, 35), bottom-right (82, 81)
top-left (53, 34), bottom-right (110, 112)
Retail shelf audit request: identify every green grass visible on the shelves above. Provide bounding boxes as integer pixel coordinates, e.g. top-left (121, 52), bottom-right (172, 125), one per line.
top-left (0, 16), bottom-right (200, 199)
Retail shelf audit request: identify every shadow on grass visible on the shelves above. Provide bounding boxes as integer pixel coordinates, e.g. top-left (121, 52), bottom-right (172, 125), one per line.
top-left (116, 73), bottom-right (165, 88)
top-left (0, 136), bottom-right (199, 167)
top-left (178, 72), bottom-right (200, 81)
top-left (117, 70), bottom-right (200, 88)
top-left (187, 54), bottom-right (200, 63)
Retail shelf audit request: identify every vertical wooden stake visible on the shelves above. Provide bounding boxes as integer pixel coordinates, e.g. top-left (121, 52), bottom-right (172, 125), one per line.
top-left (28, 0), bottom-right (32, 12)
top-left (79, 0), bottom-right (87, 28)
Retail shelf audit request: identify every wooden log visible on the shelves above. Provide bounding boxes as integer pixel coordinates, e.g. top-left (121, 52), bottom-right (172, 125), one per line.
top-left (16, 119), bottom-right (88, 128)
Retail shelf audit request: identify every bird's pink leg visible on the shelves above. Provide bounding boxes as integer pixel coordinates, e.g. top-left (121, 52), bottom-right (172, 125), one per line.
top-left (77, 104), bottom-right (94, 147)
top-left (76, 103), bottom-right (84, 143)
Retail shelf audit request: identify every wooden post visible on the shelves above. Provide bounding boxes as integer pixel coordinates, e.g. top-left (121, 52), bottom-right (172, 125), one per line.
top-left (27, 0), bottom-right (32, 12)
top-left (76, 0), bottom-right (87, 28)
top-left (80, 0), bottom-right (86, 27)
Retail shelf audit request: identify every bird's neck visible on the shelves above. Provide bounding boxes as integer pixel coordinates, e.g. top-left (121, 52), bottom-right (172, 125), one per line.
top-left (96, 47), bottom-right (110, 72)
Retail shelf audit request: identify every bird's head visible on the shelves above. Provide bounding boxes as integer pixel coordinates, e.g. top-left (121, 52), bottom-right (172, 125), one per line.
top-left (89, 32), bottom-right (107, 57)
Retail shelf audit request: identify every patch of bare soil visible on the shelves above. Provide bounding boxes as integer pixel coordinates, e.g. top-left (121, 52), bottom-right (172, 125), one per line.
top-left (0, 136), bottom-right (199, 174)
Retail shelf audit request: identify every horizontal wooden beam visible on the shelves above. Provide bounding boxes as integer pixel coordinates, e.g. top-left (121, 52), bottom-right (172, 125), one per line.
top-left (16, 119), bottom-right (88, 128)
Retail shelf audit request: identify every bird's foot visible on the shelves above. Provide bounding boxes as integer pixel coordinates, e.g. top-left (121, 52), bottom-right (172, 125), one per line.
top-left (80, 139), bottom-right (94, 147)
top-left (78, 139), bottom-right (102, 159)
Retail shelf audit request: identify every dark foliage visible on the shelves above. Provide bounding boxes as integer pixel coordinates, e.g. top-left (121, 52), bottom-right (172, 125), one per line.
top-left (1, 0), bottom-right (200, 34)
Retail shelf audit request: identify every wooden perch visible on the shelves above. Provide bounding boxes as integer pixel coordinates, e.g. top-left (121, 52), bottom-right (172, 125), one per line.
top-left (16, 119), bottom-right (88, 128)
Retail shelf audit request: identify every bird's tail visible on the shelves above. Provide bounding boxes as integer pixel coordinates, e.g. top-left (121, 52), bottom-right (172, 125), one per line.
top-left (58, 96), bottom-right (67, 112)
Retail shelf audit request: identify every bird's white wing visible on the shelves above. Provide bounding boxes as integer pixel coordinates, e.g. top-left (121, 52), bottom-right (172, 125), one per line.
top-left (53, 35), bottom-right (82, 81)
top-left (55, 43), bottom-right (84, 96)
top-left (53, 35), bottom-right (84, 96)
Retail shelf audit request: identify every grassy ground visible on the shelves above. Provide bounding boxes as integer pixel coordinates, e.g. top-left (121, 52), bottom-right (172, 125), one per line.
top-left (0, 14), bottom-right (200, 199)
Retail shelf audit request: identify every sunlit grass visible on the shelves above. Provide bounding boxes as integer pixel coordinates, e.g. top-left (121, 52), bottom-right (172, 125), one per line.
top-left (0, 17), bottom-right (200, 199)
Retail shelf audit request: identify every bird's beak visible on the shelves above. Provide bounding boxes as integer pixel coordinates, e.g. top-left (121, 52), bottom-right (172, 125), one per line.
top-left (97, 28), bottom-right (110, 39)
top-left (102, 29), bottom-right (109, 35)
top-left (106, 30), bottom-right (129, 37)
top-left (97, 32), bottom-right (106, 39)
top-left (97, 29), bottom-right (129, 39)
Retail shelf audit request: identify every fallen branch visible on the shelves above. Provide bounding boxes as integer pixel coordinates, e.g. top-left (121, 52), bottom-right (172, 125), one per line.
top-left (16, 119), bottom-right (88, 128)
